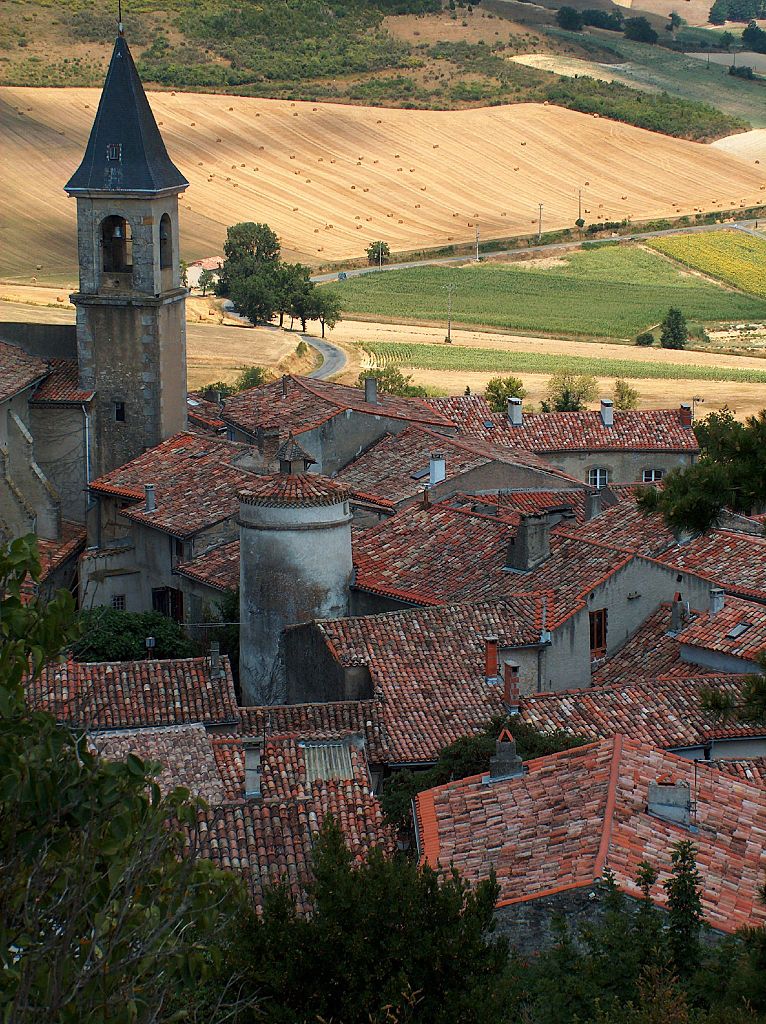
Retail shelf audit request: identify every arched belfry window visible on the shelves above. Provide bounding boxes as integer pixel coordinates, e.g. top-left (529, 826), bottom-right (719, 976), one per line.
top-left (159, 214), bottom-right (173, 270)
top-left (101, 216), bottom-right (132, 273)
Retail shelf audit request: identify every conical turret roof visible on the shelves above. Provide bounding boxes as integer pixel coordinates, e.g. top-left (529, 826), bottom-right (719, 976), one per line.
top-left (64, 33), bottom-right (188, 196)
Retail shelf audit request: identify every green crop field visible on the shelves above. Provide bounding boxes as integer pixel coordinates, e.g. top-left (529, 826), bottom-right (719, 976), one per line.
top-left (328, 245), bottom-right (766, 338)
top-left (647, 230), bottom-right (766, 299)
top-left (359, 342), bottom-right (766, 383)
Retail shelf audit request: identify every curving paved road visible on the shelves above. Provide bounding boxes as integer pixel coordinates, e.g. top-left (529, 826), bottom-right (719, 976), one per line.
top-left (221, 299), bottom-right (346, 379)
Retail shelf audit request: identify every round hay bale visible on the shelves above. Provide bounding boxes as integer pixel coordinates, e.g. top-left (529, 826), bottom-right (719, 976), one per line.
top-left (57, 295), bottom-right (65, 303)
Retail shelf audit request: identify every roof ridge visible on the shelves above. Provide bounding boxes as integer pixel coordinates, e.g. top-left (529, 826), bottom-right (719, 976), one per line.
top-left (594, 733), bottom-right (624, 877)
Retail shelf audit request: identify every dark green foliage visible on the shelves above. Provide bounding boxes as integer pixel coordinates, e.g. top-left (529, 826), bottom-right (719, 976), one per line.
top-left (743, 19), bottom-right (766, 51)
top-left (710, 0), bottom-right (730, 22)
top-left (709, 0), bottom-right (766, 22)
top-left (0, 536), bottom-right (246, 1022)
top-left (216, 221), bottom-right (281, 297)
top-left (239, 817), bottom-right (513, 1024)
top-left (541, 371), bottom-right (598, 412)
top-left (198, 267), bottom-right (216, 296)
top-left (660, 307), bottom-right (688, 349)
top-left (556, 6), bottom-right (584, 30)
top-left (72, 608), bottom-right (194, 662)
top-left (664, 840), bottom-right (706, 978)
top-left (484, 375), bottom-right (527, 412)
top-left (582, 8), bottom-right (625, 30)
top-left (635, 331), bottom-right (655, 346)
top-left (199, 365), bottom-right (267, 398)
top-left (230, 273), bottom-right (278, 325)
top-left (730, 63), bottom-right (755, 78)
top-left (636, 462), bottom-right (731, 533)
top-left (380, 717), bottom-right (586, 828)
top-left (624, 16), bottom-right (659, 42)
top-left (366, 240), bottom-right (391, 265)
top-left (355, 366), bottom-right (428, 397)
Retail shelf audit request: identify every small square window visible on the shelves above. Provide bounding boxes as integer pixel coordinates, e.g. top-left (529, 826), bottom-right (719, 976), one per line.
top-left (106, 143), bottom-right (122, 162)
top-left (114, 401), bottom-right (126, 422)
top-left (642, 469), bottom-right (664, 483)
top-left (588, 467), bottom-right (610, 489)
top-left (111, 594), bottom-right (126, 611)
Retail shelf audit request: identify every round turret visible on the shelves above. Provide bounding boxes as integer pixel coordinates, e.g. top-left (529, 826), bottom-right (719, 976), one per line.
top-left (238, 472), bottom-right (353, 704)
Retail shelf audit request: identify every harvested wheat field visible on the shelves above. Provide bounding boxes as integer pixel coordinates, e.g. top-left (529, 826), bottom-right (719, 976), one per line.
top-left (2, 86), bottom-right (766, 283)
top-left (711, 128), bottom-right (766, 164)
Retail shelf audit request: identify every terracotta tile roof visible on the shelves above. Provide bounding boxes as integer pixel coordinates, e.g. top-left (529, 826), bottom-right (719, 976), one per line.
top-left (655, 530), bottom-right (766, 603)
top-left (275, 434), bottom-right (316, 464)
top-left (334, 424), bottom-right (581, 508)
top-left (26, 655), bottom-right (239, 729)
top-left (591, 604), bottom-right (687, 687)
top-left (89, 431), bottom-right (258, 538)
top-left (428, 395), bottom-right (699, 454)
top-left (22, 522), bottom-right (87, 603)
top-left (91, 723), bottom-right (226, 802)
top-left (222, 374), bottom-right (453, 439)
top-left (415, 736), bottom-right (766, 934)
top-left (520, 674), bottom-right (758, 750)
top-left (352, 501), bottom-right (631, 627)
top-left (675, 595), bottom-right (766, 665)
top-left (0, 341), bottom-right (48, 403)
top-left (29, 359), bottom-right (94, 404)
top-left (240, 472), bottom-right (350, 508)
top-left (175, 540), bottom-right (239, 593)
top-left (716, 758), bottom-right (766, 785)
top-left (317, 597), bottom-right (545, 764)
top-left (486, 489), bottom-right (588, 524)
top-left (238, 700), bottom-right (388, 764)
top-left (186, 393), bottom-right (225, 434)
top-left (559, 497), bottom-right (676, 559)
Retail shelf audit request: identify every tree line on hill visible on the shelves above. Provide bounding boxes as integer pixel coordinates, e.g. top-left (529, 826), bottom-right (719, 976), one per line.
top-left (213, 222), bottom-right (342, 338)
top-left (3, 534), bottom-right (766, 1022)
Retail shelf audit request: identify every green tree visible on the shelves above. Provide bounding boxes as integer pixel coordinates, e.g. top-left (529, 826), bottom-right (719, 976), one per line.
top-left (198, 267), bottom-right (216, 296)
top-left (366, 240), bottom-right (391, 266)
top-left (614, 378), bottom-right (639, 410)
top-left (311, 288), bottom-right (343, 338)
top-left (637, 462), bottom-right (730, 534)
top-left (710, 0), bottom-right (730, 23)
top-left (556, 5), bottom-right (584, 29)
top-left (660, 308), bottom-right (688, 350)
top-left (484, 376), bottom-right (527, 413)
top-left (666, 10), bottom-right (683, 34)
top-left (542, 372), bottom-right (599, 412)
top-left (356, 366), bottom-right (428, 398)
top-left (664, 840), bottom-right (706, 979)
top-left (72, 608), bottom-right (195, 662)
top-left (230, 273), bottom-right (278, 326)
top-left (217, 221), bottom-right (281, 296)
top-left (0, 536), bottom-right (246, 1023)
top-left (635, 331), bottom-right (654, 346)
top-left (199, 365), bottom-right (267, 399)
top-left (239, 817), bottom-right (513, 1024)
top-left (624, 16), bottom-right (659, 41)
top-left (271, 262), bottom-right (312, 328)
top-left (720, 28), bottom-right (736, 46)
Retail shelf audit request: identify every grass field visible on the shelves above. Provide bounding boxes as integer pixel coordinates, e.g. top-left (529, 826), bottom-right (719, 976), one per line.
top-left (3, 90), bottom-right (764, 284)
top-left (359, 340), bottom-right (766, 383)
top-left (647, 230), bottom-right (766, 298)
top-left (327, 245), bottom-right (766, 338)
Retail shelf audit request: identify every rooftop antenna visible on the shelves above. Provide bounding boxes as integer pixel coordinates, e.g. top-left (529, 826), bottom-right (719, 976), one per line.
top-left (118, 0), bottom-right (124, 36)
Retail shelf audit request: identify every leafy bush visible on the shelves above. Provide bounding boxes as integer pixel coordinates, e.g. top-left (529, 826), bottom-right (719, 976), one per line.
top-left (484, 375), bottom-right (527, 412)
top-left (556, 6), bottom-right (584, 30)
top-left (355, 366), bottom-right (427, 397)
top-left (72, 608), bottom-right (194, 662)
top-left (624, 16), bottom-right (659, 42)
top-left (635, 331), bottom-right (655, 346)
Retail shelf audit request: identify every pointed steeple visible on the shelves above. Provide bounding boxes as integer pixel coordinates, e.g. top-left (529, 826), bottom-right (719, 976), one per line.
top-left (65, 33), bottom-right (188, 196)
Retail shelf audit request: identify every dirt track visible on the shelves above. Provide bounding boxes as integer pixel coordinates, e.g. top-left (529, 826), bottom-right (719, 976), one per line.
top-left (2, 86), bottom-right (766, 283)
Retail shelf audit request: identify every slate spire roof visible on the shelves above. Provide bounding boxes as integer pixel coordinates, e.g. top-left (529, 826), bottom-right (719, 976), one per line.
top-left (64, 33), bottom-right (188, 196)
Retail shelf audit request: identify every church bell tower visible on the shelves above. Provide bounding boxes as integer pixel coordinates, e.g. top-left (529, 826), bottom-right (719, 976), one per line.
top-left (65, 26), bottom-right (188, 476)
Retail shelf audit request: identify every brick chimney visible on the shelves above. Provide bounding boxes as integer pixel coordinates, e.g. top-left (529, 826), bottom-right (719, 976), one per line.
top-left (489, 728), bottom-right (524, 781)
top-left (430, 452), bottom-right (446, 487)
top-left (507, 396), bottom-right (523, 427)
top-left (648, 777), bottom-right (691, 827)
top-left (679, 403), bottom-right (693, 428)
top-left (244, 741), bottom-right (262, 799)
top-left (144, 483), bottom-right (156, 512)
top-left (484, 635), bottom-right (499, 683)
top-left (710, 587), bottom-right (725, 616)
top-left (503, 663), bottom-right (520, 713)
top-left (364, 376), bottom-right (378, 404)
top-left (586, 490), bottom-right (602, 521)
top-left (600, 398), bottom-right (614, 427)
top-left (506, 514), bottom-right (550, 572)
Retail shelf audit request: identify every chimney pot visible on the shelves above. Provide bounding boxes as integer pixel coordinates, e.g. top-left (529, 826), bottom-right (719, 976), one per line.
top-left (679, 403), bottom-right (693, 428)
top-left (364, 376), bottom-right (378, 404)
top-left (244, 741), bottom-right (262, 799)
top-left (281, 374), bottom-right (289, 398)
top-left (429, 452), bottom-right (446, 487)
top-left (671, 594), bottom-right (683, 633)
top-left (144, 483), bottom-right (156, 512)
top-left (648, 778), bottom-right (691, 827)
top-left (503, 662), bottom-right (520, 712)
top-left (489, 729), bottom-right (524, 780)
top-left (600, 398), bottom-right (614, 428)
top-left (709, 588), bottom-right (725, 616)
top-left (507, 396), bottom-right (523, 427)
top-left (484, 636), bottom-right (499, 683)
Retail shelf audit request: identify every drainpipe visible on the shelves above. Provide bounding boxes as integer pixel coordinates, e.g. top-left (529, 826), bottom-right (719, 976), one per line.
top-left (81, 402), bottom-right (91, 499)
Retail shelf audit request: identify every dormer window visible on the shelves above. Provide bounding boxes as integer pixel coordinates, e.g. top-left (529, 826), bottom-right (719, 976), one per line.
top-left (106, 143), bottom-right (122, 162)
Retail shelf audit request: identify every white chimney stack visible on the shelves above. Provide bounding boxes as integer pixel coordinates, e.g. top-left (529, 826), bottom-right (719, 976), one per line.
top-left (364, 376), bottom-right (378, 404)
top-left (600, 399), bottom-right (614, 427)
top-left (507, 397), bottom-right (523, 427)
top-left (710, 588), bottom-right (725, 616)
top-left (429, 452), bottom-right (446, 487)
top-left (144, 483), bottom-right (156, 512)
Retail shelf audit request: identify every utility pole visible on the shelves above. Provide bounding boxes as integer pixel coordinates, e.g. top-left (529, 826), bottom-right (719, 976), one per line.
top-left (379, 243), bottom-right (383, 271)
top-left (578, 188), bottom-right (582, 222)
top-left (475, 223), bottom-right (480, 262)
top-left (443, 283), bottom-right (456, 344)
top-left (537, 203), bottom-right (543, 243)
